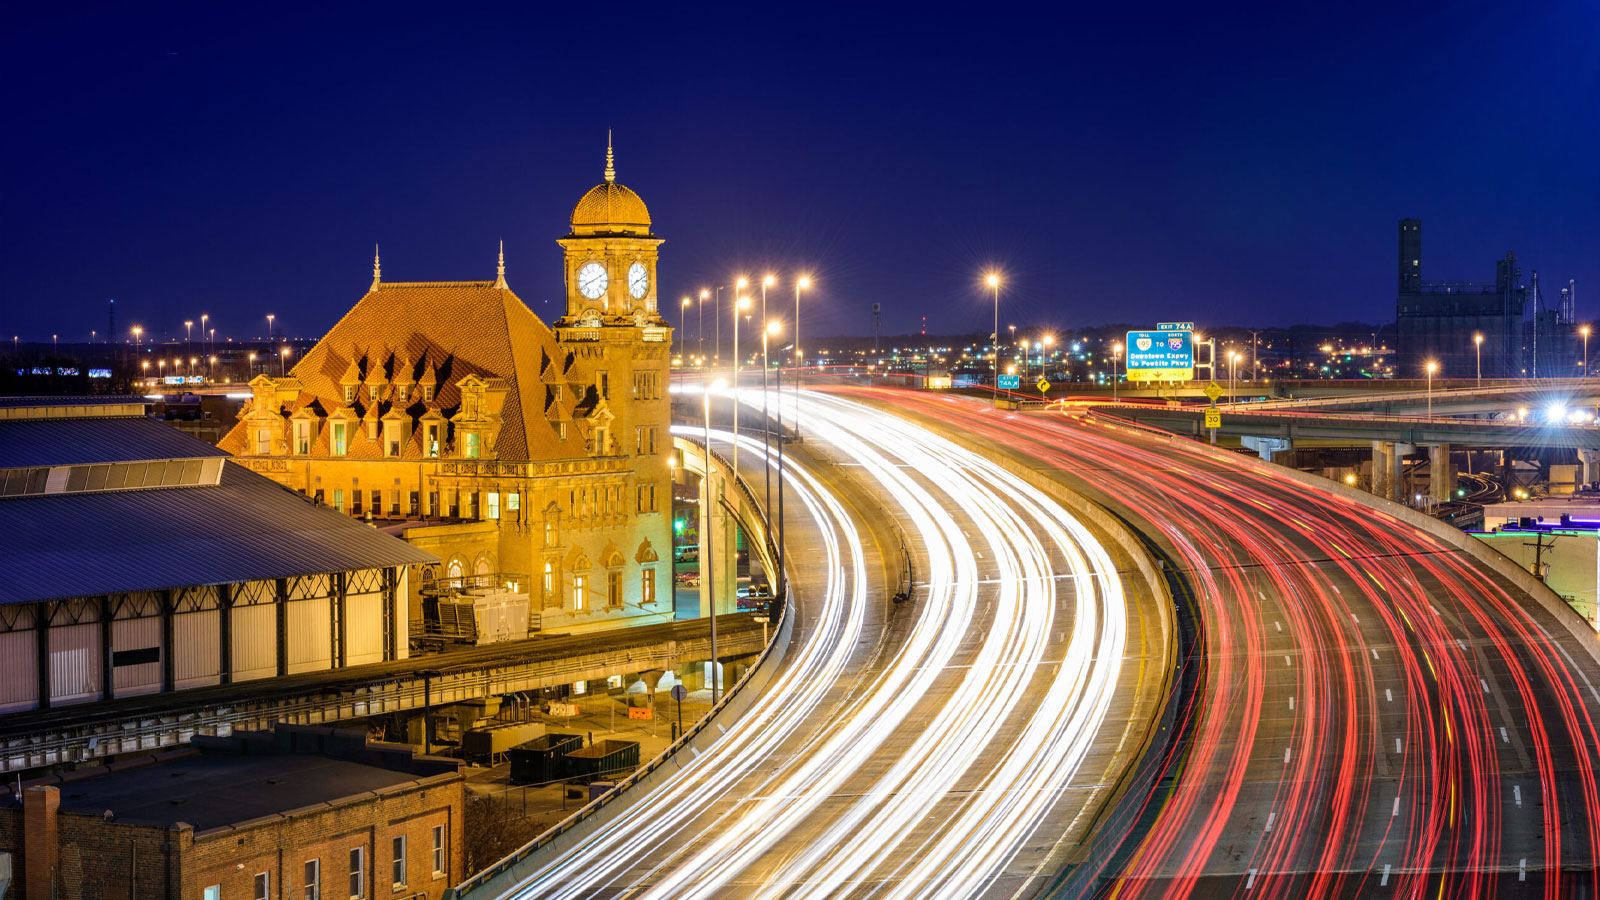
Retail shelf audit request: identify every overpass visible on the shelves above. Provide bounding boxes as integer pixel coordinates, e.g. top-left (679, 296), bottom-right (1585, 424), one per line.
top-left (1090, 403), bottom-right (1600, 503)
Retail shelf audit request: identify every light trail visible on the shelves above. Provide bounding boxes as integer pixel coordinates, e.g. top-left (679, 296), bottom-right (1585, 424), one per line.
top-left (862, 387), bottom-right (1600, 899)
top-left (496, 389), bottom-right (1133, 899)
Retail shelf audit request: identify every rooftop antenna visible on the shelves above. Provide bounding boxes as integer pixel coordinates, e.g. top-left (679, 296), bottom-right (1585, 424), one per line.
top-left (494, 239), bottom-right (508, 289)
top-left (371, 244), bottom-right (382, 291)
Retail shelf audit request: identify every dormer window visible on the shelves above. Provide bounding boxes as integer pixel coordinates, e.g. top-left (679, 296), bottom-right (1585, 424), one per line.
top-left (426, 424), bottom-right (440, 458)
top-left (343, 385), bottom-right (356, 403)
top-left (331, 422), bottom-right (348, 456)
top-left (423, 385), bottom-right (434, 402)
top-left (294, 420), bottom-right (310, 455)
top-left (369, 384), bottom-right (380, 401)
top-left (396, 384), bottom-right (409, 401)
top-left (463, 432), bottom-right (481, 459)
top-left (255, 428), bottom-right (272, 455)
top-left (552, 384), bottom-right (563, 402)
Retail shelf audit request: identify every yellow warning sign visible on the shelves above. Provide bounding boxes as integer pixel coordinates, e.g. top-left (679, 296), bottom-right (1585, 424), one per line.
top-left (1204, 381), bottom-right (1224, 401)
top-left (1204, 408), bottom-right (1221, 429)
top-left (1037, 377), bottom-right (1051, 393)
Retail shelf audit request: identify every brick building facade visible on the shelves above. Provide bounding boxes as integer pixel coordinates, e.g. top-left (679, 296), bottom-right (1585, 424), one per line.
top-left (0, 726), bottom-right (464, 900)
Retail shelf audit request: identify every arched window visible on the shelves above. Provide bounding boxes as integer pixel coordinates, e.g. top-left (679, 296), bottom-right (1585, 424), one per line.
top-left (474, 554), bottom-right (491, 576)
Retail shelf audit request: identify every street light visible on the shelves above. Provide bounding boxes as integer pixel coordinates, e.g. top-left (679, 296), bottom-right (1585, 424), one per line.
top-left (280, 346), bottom-right (292, 377)
top-left (702, 377), bottom-right (728, 704)
top-left (185, 320), bottom-right (193, 358)
top-left (201, 314), bottom-right (208, 356)
top-left (132, 326), bottom-right (142, 352)
top-left (1583, 325), bottom-right (1591, 377)
top-left (1228, 350), bottom-right (1239, 402)
top-left (698, 289), bottom-right (710, 366)
top-left (768, 319), bottom-right (787, 601)
top-left (678, 297), bottom-right (691, 361)
top-left (1474, 332), bottom-right (1483, 386)
top-left (266, 313), bottom-right (275, 341)
top-left (1426, 360), bottom-right (1437, 417)
top-left (760, 276), bottom-right (776, 534)
top-left (1042, 335), bottom-right (1054, 381)
top-left (986, 273), bottom-right (1001, 404)
top-left (793, 276), bottom-right (810, 437)
top-left (732, 295), bottom-right (752, 488)
top-left (1112, 342), bottom-right (1123, 401)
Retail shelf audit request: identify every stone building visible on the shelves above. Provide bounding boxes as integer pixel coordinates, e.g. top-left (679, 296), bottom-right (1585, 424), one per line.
top-left (220, 143), bottom-right (673, 635)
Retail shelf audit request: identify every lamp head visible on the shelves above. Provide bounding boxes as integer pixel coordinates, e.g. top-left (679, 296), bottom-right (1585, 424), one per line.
top-left (736, 297), bottom-right (751, 311)
top-left (985, 273), bottom-right (1000, 288)
top-left (797, 276), bottom-right (811, 290)
top-left (763, 275), bottom-right (776, 287)
top-left (700, 289), bottom-right (710, 299)
top-left (736, 277), bottom-right (748, 289)
top-left (766, 320), bottom-right (782, 335)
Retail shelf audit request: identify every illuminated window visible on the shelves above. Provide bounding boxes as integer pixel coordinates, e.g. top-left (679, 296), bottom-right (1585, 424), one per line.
top-left (294, 421), bottom-right (310, 454)
top-left (557, 422), bottom-right (568, 441)
top-left (256, 428), bottom-right (271, 455)
top-left (543, 562), bottom-right (555, 605)
top-left (344, 385), bottom-right (356, 403)
top-left (332, 489), bottom-right (344, 512)
top-left (597, 372), bottom-right (610, 399)
top-left (423, 384), bottom-right (434, 402)
top-left (426, 424), bottom-right (440, 457)
top-left (506, 493), bottom-right (519, 512)
top-left (204, 887), bottom-right (220, 900)
top-left (485, 492), bottom-right (499, 520)
top-left (331, 422), bottom-right (347, 456)
top-left (641, 568), bottom-right (655, 605)
top-left (464, 432), bottom-right (481, 459)
top-left (431, 825), bottom-right (446, 877)
top-left (573, 574), bottom-right (586, 611)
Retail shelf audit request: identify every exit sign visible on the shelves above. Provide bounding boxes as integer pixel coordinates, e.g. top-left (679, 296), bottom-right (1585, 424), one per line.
top-left (1158, 322), bottom-right (1193, 331)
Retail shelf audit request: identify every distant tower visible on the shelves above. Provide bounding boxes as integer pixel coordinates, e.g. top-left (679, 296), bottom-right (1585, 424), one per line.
top-left (872, 303), bottom-right (882, 353)
top-left (1398, 218), bottom-right (1421, 294)
top-left (108, 298), bottom-right (115, 345)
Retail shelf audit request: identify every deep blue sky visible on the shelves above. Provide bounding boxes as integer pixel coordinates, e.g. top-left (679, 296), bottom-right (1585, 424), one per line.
top-left (4, 1), bottom-right (1596, 344)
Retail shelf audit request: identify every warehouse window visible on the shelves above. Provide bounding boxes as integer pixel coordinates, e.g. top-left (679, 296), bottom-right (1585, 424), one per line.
top-left (349, 846), bottom-right (365, 899)
top-left (204, 887), bottom-right (220, 900)
top-left (304, 858), bottom-right (321, 900)
top-left (253, 872), bottom-right (270, 900)
top-left (391, 836), bottom-right (407, 888)
top-left (432, 824), bottom-right (447, 876)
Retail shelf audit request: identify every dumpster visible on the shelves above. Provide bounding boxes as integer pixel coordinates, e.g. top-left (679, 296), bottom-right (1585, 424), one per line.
top-left (461, 722), bottom-right (543, 764)
top-left (507, 733), bottom-right (582, 785)
top-left (562, 739), bottom-right (641, 784)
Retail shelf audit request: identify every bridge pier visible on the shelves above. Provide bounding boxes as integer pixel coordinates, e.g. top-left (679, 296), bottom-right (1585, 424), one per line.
top-left (697, 468), bottom-right (740, 618)
top-left (1582, 449), bottom-right (1600, 488)
top-left (1241, 436), bottom-right (1292, 462)
top-left (1427, 444), bottom-right (1456, 504)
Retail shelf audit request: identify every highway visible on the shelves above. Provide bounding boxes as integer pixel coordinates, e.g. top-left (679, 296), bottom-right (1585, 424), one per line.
top-left (488, 389), bottom-right (1168, 899)
top-left (862, 387), bottom-right (1600, 898)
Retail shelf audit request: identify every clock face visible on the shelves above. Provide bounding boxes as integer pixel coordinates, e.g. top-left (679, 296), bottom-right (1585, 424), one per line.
top-left (628, 262), bottom-right (649, 299)
top-left (577, 262), bottom-right (608, 300)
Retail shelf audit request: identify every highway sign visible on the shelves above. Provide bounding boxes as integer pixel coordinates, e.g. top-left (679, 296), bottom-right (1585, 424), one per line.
top-left (1204, 408), bottom-right (1221, 429)
top-left (670, 684), bottom-right (688, 701)
top-left (1036, 377), bottom-right (1051, 393)
top-left (1204, 381), bottom-right (1223, 401)
top-left (1158, 322), bottom-right (1194, 332)
top-left (997, 374), bottom-right (1020, 390)
top-left (1125, 329), bottom-right (1195, 382)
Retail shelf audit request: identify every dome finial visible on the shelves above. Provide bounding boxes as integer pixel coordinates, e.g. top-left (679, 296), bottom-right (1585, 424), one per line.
top-left (604, 130), bottom-right (615, 184)
top-left (494, 239), bottom-right (508, 289)
top-left (371, 244), bottom-right (381, 290)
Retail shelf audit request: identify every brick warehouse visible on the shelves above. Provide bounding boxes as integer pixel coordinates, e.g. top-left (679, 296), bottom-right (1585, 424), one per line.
top-left (0, 726), bottom-right (464, 900)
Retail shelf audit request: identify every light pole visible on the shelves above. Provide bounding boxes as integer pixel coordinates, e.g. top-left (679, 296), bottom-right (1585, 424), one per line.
top-left (732, 294), bottom-right (751, 489)
top-left (1248, 330), bottom-right (1263, 381)
top-left (794, 276), bottom-right (810, 437)
top-left (1042, 335), bottom-right (1054, 382)
top-left (986, 273), bottom-right (1001, 404)
top-left (770, 320), bottom-right (787, 601)
top-left (1112, 342), bottom-right (1122, 401)
top-left (702, 378), bottom-right (726, 704)
top-left (760, 276), bottom-right (776, 540)
top-left (209, 328), bottom-right (215, 359)
top-left (266, 313), bottom-right (275, 341)
top-left (1228, 351), bottom-right (1239, 402)
top-left (248, 352), bottom-right (256, 378)
top-left (185, 320), bottom-right (193, 358)
top-left (280, 347), bottom-right (291, 377)
top-left (200, 314), bottom-right (208, 357)
top-left (1583, 325), bottom-right (1591, 377)
top-left (679, 297), bottom-right (691, 361)
top-left (1426, 361), bottom-right (1437, 417)
top-left (132, 326), bottom-right (141, 352)
top-left (698, 289), bottom-right (709, 366)
top-left (1474, 332), bottom-right (1483, 386)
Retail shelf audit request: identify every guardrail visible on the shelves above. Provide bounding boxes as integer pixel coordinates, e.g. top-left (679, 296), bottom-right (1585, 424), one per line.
top-left (446, 433), bottom-right (791, 900)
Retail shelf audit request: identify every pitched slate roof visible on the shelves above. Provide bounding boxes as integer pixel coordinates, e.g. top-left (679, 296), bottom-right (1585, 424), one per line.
top-left (219, 281), bottom-right (590, 461)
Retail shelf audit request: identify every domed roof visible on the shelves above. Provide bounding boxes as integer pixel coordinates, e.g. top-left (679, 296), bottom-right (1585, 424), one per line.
top-left (569, 136), bottom-right (651, 233)
top-left (571, 181), bottom-right (651, 229)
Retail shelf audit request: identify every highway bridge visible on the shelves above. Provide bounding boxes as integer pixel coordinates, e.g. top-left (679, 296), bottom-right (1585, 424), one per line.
top-left (862, 387), bottom-right (1600, 896)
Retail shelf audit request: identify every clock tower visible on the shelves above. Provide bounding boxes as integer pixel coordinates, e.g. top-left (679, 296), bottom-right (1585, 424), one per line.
top-left (554, 136), bottom-right (673, 554)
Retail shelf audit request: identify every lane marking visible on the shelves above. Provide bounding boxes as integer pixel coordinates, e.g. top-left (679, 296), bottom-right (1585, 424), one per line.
top-left (1501, 726), bottom-right (1509, 743)
top-left (1386, 689), bottom-right (1394, 703)
top-left (1351, 612), bottom-right (1360, 624)
top-left (1275, 621), bottom-right (1282, 633)
top-left (1289, 696), bottom-right (1295, 711)
top-left (1395, 738), bottom-right (1402, 754)
top-left (1481, 678), bottom-right (1490, 694)
top-left (1514, 784), bottom-right (1522, 808)
top-left (1284, 747), bottom-right (1292, 764)
top-left (1246, 869), bottom-right (1257, 889)
top-left (1520, 858), bottom-right (1527, 882)
top-left (1285, 655), bottom-right (1292, 667)
top-left (1392, 796), bottom-right (1400, 817)
top-left (1265, 811), bottom-right (1275, 832)
top-left (1372, 648), bottom-right (1381, 660)
top-left (1381, 864), bottom-right (1391, 886)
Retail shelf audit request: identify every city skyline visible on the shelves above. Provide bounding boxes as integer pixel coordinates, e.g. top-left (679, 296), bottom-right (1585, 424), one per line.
top-left (4, 3), bottom-right (1596, 342)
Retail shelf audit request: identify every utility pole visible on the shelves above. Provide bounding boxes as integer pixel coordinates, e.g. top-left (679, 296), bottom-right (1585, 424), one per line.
top-left (1524, 531), bottom-right (1556, 582)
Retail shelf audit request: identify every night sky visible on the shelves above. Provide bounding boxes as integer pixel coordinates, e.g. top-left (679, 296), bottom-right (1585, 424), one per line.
top-left (4, 1), bottom-right (1596, 344)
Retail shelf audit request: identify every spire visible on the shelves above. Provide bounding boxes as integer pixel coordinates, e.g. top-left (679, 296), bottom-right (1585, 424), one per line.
top-left (371, 244), bottom-right (381, 291)
top-left (494, 239), bottom-right (508, 289)
top-left (604, 130), bottom-right (615, 184)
